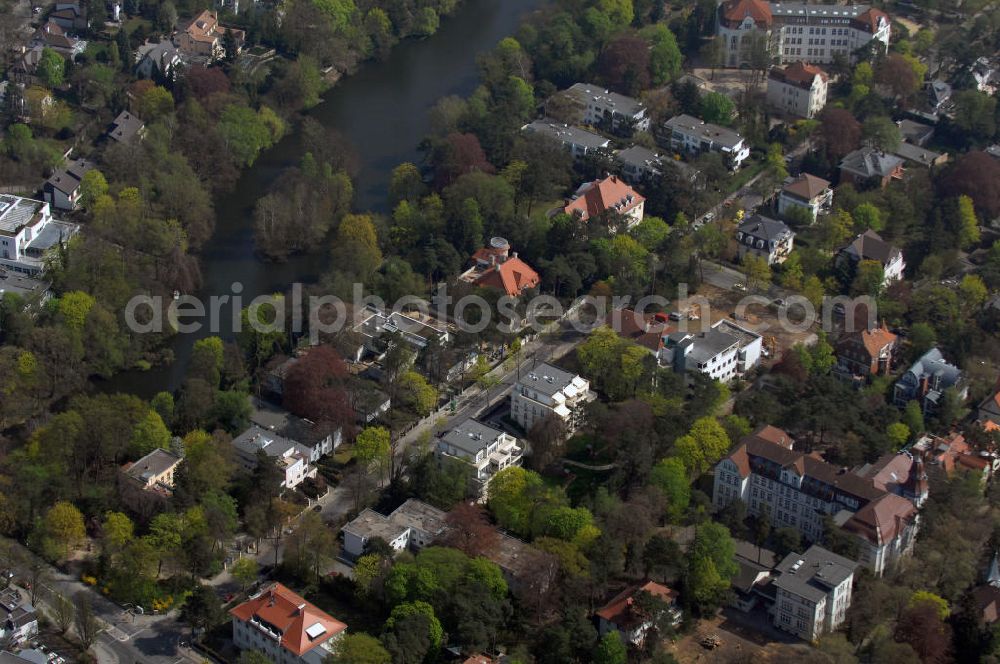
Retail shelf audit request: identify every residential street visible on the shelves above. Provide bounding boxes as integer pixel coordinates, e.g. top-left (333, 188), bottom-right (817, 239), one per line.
top-left (2, 538), bottom-right (205, 664)
top-left (227, 307), bottom-right (596, 576)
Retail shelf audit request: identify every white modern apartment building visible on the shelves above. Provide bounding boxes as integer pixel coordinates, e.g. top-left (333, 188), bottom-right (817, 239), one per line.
top-left (511, 363), bottom-right (594, 433)
top-left (660, 319), bottom-right (762, 383)
top-left (564, 83), bottom-right (650, 132)
top-left (341, 499), bottom-right (447, 558)
top-left (231, 425), bottom-right (315, 490)
top-left (522, 119), bottom-right (611, 159)
top-left (437, 419), bottom-right (523, 499)
top-left (713, 426), bottom-right (920, 576)
top-left (0, 194), bottom-right (79, 276)
top-left (767, 62), bottom-right (829, 118)
top-left (717, 0), bottom-right (890, 67)
top-left (773, 545), bottom-right (856, 641)
top-left (663, 114), bottom-right (751, 170)
top-left (230, 583), bottom-right (346, 664)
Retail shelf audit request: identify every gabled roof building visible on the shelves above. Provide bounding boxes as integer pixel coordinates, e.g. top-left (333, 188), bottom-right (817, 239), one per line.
top-left (595, 581), bottom-right (681, 646)
top-left (714, 426), bottom-right (920, 575)
top-left (836, 229), bottom-right (905, 284)
top-left (563, 175), bottom-right (645, 229)
top-left (717, 0), bottom-right (890, 67)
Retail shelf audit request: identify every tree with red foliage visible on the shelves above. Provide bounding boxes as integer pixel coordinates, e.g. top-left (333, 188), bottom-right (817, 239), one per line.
top-left (441, 502), bottom-right (499, 557)
top-left (894, 601), bottom-right (952, 664)
top-left (282, 346), bottom-right (353, 431)
top-left (937, 151), bottom-right (1000, 220)
top-left (183, 67), bottom-right (231, 101)
top-left (598, 32), bottom-right (652, 97)
top-left (875, 54), bottom-right (919, 103)
top-left (432, 133), bottom-right (495, 188)
top-left (818, 108), bottom-right (861, 161)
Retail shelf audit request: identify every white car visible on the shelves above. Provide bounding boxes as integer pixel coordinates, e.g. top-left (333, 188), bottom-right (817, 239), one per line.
top-left (733, 282), bottom-right (746, 291)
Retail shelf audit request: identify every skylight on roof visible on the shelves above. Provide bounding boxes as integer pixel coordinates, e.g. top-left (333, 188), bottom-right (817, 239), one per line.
top-left (305, 622), bottom-right (327, 639)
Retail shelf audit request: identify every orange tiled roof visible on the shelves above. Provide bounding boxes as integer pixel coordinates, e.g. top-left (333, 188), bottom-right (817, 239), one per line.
top-left (721, 0), bottom-right (772, 26)
top-left (859, 324), bottom-right (898, 359)
top-left (474, 256), bottom-right (540, 297)
top-left (748, 424), bottom-right (794, 449)
top-left (854, 8), bottom-right (889, 33)
top-left (843, 492), bottom-right (916, 546)
top-left (229, 583), bottom-right (346, 657)
top-left (564, 175), bottom-right (644, 222)
top-left (596, 581), bottom-right (677, 629)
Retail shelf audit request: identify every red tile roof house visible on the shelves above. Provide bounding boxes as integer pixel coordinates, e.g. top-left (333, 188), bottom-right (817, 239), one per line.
top-left (230, 583), bottom-right (346, 664)
top-left (834, 322), bottom-right (897, 378)
top-left (713, 425), bottom-right (919, 576)
top-left (564, 175), bottom-right (645, 230)
top-left (458, 236), bottom-right (540, 297)
top-left (595, 581), bottom-right (681, 647)
top-left (911, 432), bottom-right (997, 485)
top-left (176, 10), bottom-right (245, 61)
top-left (976, 377), bottom-right (1000, 429)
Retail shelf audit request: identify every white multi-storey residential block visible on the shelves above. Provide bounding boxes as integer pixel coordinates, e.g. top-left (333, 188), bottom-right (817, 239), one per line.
top-left (437, 419), bottom-right (522, 499)
top-left (511, 363), bottom-right (594, 433)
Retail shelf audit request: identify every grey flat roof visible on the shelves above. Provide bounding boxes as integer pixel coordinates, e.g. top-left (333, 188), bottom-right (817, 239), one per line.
top-left (774, 545), bottom-right (856, 603)
top-left (519, 362), bottom-right (579, 395)
top-left (248, 396), bottom-right (336, 449)
top-left (522, 119), bottom-right (610, 150)
top-left (26, 219), bottom-right (78, 251)
top-left (665, 114), bottom-right (744, 149)
top-left (0, 195), bottom-right (43, 234)
top-left (232, 424), bottom-right (309, 460)
top-left (686, 327), bottom-right (739, 365)
top-left (616, 145), bottom-right (664, 169)
top-left (343, 498), bottom-right (447, 542)
top-left (566, 83), bottom-right (645, 117)
top-left (0, 270), bottom-right (49, 298)
top-left (125, 448), bottom-right (181, 481)
top-left (893, 141), bottom-right (944, 167)
top-left (441, 418), bottom-right (505, 456)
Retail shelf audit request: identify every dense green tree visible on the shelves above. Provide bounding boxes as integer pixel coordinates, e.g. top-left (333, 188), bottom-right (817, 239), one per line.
top-left (329, 633), bottom-right (391, 664)
top-left (37, 48), bottom-right (65, 87)
top-left (593, 630), bottom-right (627, 664)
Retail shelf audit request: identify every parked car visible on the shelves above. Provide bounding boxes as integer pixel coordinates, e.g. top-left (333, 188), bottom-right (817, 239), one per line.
top-left (733, 282), bottom-right (746, 291)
